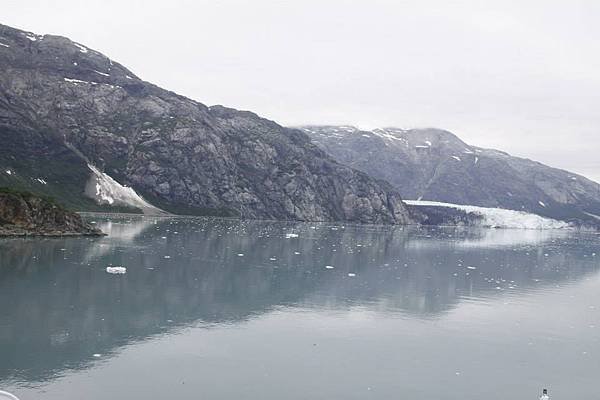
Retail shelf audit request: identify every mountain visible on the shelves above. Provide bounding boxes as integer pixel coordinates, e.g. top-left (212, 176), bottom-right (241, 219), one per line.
top-left (300, 126), bottom-right (600, 226)
top-left (0, 24), bottom-right (410, 224)
top-left (0, 188), bottom-right (103, 236)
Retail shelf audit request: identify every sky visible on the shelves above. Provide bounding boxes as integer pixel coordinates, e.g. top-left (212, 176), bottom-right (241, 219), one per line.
top-left (3, 0), bottom-right (600, 182)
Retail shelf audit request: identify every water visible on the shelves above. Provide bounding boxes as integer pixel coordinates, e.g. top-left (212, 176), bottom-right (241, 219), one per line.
top-left (0, 215), bottom-right (599, 400)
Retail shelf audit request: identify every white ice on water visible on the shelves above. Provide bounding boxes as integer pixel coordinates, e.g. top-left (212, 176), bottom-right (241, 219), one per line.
top-left (405, 200), bottom-right (572, 230)
top-left (106, 266), bottom-right (126, 274)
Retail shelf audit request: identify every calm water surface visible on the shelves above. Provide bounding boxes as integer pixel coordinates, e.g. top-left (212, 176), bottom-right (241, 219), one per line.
top-left (0, 216), bottom-right (599, 399)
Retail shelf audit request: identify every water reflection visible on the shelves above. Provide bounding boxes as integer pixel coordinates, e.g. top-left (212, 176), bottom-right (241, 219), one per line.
top-left (0, 216), bottom-right (598, 387)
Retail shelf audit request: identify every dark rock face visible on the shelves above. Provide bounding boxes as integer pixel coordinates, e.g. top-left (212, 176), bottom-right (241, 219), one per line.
top-left (301, 126), bottom-right (600, 226)
top-left (0, 24), bottom-right (410, 224)
top-left (0, 190), bottom-right (103, 236)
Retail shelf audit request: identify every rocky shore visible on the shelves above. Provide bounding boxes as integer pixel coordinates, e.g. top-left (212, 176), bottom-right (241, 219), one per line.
top-left (0, 189), bottom-right (104, 237)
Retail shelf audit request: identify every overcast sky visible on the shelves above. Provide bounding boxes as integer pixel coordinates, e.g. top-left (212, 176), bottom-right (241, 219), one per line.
top-left (4, 0), bottom-right (600, 181)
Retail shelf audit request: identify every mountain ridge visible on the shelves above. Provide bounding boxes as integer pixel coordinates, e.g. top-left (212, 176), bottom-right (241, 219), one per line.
top-left (0, 23), bottom-right (411, 225)
top-left (300, 125), bottom-right (600, 226)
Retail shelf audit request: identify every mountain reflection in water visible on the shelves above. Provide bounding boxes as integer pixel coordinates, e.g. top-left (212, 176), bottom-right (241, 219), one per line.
top-left (0, 215), bottom-right (598, 397)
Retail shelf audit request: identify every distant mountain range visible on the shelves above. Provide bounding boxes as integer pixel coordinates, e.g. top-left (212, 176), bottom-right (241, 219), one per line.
top-left (301, 126), bottom-right (600, 226)
top-left (0, 24), bottom-right (410, 224)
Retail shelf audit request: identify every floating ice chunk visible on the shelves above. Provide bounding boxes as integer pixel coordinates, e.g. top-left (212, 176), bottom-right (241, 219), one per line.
top-left (93, 353), bottom-right (102, 357)
top-left (5, 170), bottom-right (12, 175)
top-left (106, 266), bottom-right (126, 274)
top-left (285, 233), bottom-right (299, 238)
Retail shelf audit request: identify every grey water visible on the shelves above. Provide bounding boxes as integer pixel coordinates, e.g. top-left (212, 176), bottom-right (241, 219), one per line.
top-left (0, 216), bottom-right (599, 400)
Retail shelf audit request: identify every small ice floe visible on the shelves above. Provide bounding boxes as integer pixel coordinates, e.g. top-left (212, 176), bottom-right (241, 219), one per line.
top-left (538, 201), bottom-right (546, 207)
top-left (237, 253), bottom-right (244, 257)
top-left (348, 273), bottom-right (356, 277)
top-left (5, 169), bottom-right (13, 175)
top-left (294, 251), bottom-right (301, 255)
top-left (73, 62), bottom-right (78, 66)
top-left (106, 266), bottom-right (126, 274)
top-left (285, 233), bottom-right (299, 238)
top-left (93, 353), bottom-right (102, 358)
top-left (466, 266), bottom-right (477, 270)
top-left (325, 265), bottom-right (334, 269)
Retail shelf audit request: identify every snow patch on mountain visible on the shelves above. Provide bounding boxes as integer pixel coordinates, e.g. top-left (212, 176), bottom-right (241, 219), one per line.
top-left (85, 164), bottom-right (163, 214)
top-left (405, 200), bottom-right (572, 230)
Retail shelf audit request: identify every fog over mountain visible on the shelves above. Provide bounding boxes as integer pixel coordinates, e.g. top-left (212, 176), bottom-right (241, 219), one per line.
top-left (3, 0), bottom-right (599, 182)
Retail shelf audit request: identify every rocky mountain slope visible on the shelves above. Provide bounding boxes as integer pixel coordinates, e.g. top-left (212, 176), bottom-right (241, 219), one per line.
top-left (301, 126), bottom-right (600, 226)
top-left (0, 188), bottom-right (103, 236)
top-left (0, 24), bottom-right (410, 224)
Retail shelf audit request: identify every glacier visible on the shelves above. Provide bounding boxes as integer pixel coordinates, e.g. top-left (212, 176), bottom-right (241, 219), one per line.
top-left (405, 200), bottom-right (572, 230)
